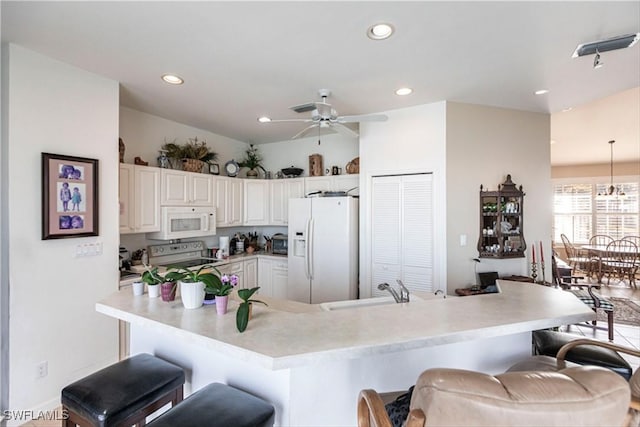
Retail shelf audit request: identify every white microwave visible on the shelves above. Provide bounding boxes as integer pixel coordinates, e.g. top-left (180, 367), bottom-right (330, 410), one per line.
top-left (147, 206), bottom-right (216, 240)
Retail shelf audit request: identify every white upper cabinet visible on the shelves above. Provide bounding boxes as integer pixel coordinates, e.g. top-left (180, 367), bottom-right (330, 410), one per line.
top-left (244, 180), bottom-right (270, 225)
top-left (270, 178), bottom-right (304, 225)
top-left (119, 164), bottom-right (135, 233)
top-left (215, 176), bottom-right (243, 227)
top-left (161, 169), bottom-right (213, 206)
top-left (119, 164), bottom-right (160, 234)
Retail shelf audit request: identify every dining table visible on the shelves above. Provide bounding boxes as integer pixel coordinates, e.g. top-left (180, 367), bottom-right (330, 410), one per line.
top-left (579, 244), bottom-right (639, 285)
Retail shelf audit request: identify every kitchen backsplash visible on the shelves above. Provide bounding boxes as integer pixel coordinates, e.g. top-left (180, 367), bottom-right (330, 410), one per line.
top-left (120, 226), bottom-right (288, 258)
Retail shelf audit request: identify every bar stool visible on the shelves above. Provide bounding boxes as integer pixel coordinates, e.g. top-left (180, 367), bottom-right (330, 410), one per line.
top-left (61, 353), bottom-right (185, 427)
top-left (146, 383), bottom-right (275, 427)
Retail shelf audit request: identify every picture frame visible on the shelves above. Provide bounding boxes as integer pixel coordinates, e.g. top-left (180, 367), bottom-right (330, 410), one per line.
top-left (209, 163), bottom-right (220, 175)
top-left (42, 153), bottom-right (99, 240)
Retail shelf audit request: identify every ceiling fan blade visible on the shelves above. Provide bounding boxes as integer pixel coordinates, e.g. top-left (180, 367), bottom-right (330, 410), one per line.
top-left (337, 114), bottom-right (388, 123)
top-left (331, 123), bottom-right (359, 138)
top-left (291, 124), bottom-right (319, 140)
top-left (266, 118), bottom-right (314, 123)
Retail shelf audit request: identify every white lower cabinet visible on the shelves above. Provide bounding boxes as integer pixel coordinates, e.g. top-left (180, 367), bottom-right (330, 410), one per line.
top-left (244, 258), bottom-right (258, 289)
top-left (258, 257), bottom-right (288, 298)
top-left (217, 260), bottom-right (244, 289)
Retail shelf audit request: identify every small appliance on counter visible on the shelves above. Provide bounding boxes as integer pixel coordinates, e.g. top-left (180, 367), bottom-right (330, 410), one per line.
top-left (119, 246), bottom-right (131, 271)
top-left (271, 234), bottom-right (288, 255)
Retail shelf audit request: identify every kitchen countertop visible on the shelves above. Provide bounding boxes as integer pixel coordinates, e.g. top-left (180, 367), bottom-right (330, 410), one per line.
top-left (97, 280), bottom-right (594, 370)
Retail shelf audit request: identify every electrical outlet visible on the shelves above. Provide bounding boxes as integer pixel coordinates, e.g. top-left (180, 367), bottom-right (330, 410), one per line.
top-left (36, 361), bottom-right (48, 379)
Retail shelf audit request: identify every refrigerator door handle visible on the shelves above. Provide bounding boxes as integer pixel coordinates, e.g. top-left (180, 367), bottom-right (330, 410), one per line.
top-left (308, 218), bottom-right (314, 280)
top-left (304, 218), bottom-right (311, 279)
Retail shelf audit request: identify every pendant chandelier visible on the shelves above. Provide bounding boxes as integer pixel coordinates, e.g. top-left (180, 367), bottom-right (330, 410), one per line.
top-left (596, 140), bottom-right (626, 199)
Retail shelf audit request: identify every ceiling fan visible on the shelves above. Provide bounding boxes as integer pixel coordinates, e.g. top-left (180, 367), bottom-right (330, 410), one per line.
top-left (260, 89), bottom-right (388, 139)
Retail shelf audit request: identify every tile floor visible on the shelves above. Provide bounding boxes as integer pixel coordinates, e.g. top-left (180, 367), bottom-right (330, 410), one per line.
top-left (19, 282), bottom-right (640, 427)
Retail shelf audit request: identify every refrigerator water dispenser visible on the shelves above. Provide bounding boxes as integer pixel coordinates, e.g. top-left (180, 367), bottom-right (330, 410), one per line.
top-left (293, 238), bottom-right (306, 257)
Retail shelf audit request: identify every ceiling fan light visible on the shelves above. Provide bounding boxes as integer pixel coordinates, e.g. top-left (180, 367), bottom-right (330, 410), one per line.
top-left (395, 87), bottom-right (413, 96)
top-left (367, 23), bottom-right (394, 40)
top-left (161, 74), bottom-right (184, 85)
top-left (257, 116), bottom-right (271, 123)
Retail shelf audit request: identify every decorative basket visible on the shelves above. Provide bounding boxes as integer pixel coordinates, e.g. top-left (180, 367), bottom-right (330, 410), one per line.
top-left (182, 158), bottom-right (205, 173)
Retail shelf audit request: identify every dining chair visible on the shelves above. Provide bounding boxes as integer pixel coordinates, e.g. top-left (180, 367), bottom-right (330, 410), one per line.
top-left (590, 234), bottom-right (615, 247)
top-left (622, 236), bottom-right (640, 247)
top-left (560, 234), bottom-right (595, 276)
top-left (552, 255), bottom-right (614, 341)
top-left (603, 240), bottom-right (639, 288)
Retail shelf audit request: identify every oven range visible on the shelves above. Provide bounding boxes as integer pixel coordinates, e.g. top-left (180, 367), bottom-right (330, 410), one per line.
top-left (148, 241), bottom-right (220, 270)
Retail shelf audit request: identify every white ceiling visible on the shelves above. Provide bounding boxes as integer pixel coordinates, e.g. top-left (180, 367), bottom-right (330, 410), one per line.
top-left (2, 1), bottom-right (639, 165)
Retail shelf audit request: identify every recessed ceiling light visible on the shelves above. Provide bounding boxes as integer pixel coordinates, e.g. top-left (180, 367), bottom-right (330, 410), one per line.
top-left (550, 140), bottom-right (557, 145)
top-left (534, 89), bottom-right (549, 95)
top-left (367, 23), bottom-right (394, 40)
top-left (395, 87), bottom-right (413, 96)
top-left (562, 107), bottom-right (573, 112)
top-left (161, 74), bottom-right (184, 85)
top-left (257, 116), bottom-right (271, 123)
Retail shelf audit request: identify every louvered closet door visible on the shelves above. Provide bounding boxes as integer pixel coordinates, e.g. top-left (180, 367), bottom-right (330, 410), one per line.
top-left (401, 174), bottom-right (433, 292)
top-left (371, 174), bottom-right (433, 296)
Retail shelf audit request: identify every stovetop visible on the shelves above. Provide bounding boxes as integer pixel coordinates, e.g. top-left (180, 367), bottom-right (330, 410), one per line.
top-left (158, 258), bottom-right (220, 269)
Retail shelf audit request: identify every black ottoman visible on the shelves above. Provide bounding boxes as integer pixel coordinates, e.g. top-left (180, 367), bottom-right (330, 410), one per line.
top-left (532, 330), bottom-right (632, 380)
top-left (62, 353), bottom-right (185, 427)
top-left (147, 383), bottom-right (275, 427)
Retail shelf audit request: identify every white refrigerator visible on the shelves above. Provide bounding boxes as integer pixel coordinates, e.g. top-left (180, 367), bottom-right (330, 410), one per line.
top-left (287, 197), bottom-right (358, 304)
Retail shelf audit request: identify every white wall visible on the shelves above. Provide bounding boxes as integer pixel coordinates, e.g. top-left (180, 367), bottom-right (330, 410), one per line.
top-left (446, 102), bottom-right (551, 287)
top-left (5, 45), bottom-right (120, 413)
top-left (359, 102), bottom-right (448, 298)
top-left (259, 133), bottom-right (358, 178)
top-left (120, 107), bottom-right (359, 180)
top-left (120, 107), bottom-right (248, 173)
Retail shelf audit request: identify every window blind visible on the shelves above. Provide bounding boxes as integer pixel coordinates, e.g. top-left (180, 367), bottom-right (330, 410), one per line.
top-left (553, 179), bottom-right (639, 244)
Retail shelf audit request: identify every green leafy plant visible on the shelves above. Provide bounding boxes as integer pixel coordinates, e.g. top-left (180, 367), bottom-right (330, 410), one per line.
top-left (238, 144), bottom-right (264, 171)
top-left (141, 266), bottom-right (164, 286)
top-left (164, 265), bottom-right (221, 290)
top-left (161, 137), bottom-right (218, 163)
top-left (236, 287), bottom-right (267, 333)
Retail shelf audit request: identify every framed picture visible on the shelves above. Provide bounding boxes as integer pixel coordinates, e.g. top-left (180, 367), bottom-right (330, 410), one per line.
top-left (209, 163), bottom-right (220, 175)
top-left (42, 153), bottom-right (99, 239)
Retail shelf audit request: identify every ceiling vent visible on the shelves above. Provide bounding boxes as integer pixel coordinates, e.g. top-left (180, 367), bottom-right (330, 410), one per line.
top-left (572, 33), bottom-right (639, 58)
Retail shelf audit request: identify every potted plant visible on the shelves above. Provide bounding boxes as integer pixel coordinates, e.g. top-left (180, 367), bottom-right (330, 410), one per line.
top-left (236, 287), bottom-right (267, 332)
top-left (161, 137), bottom-right (218, 173)
top-left (238, 144), bottom-right (265, 178)
top-left (164, 265), bottom-right (221, 309)
top-left (141, 266), bottom-right (164, 298)
top-left (205, 274), bottom-right (239, 315)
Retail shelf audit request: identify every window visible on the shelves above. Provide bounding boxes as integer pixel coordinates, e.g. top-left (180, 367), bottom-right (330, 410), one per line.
top-left (553, 178), bottom-right (639, 244)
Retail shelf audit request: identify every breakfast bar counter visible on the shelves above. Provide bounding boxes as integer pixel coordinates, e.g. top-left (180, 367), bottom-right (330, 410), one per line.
top-left (96, 280), bottom-right (593, 426)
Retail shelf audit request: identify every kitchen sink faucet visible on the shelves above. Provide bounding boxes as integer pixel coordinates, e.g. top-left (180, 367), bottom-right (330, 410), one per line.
top-left (377, 280), bottom-right (410, 303)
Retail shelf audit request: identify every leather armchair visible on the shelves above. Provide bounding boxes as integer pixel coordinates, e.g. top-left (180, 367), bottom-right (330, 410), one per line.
top-left (358, 365), bottom-right (630, 427)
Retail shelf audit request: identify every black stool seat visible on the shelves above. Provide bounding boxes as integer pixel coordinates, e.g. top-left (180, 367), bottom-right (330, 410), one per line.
top-left (533, 330), bottom-right (632, 380)
top-left (147, 383), bottom-right (275, 427)
top-left (62, 353), bottom-right (185, 427)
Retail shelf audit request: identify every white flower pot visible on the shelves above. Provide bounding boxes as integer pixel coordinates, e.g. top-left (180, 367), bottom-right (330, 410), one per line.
top-left (180, 281), bottom-right (205, 309)
top-left (147, 284), bottom-right (160, 298)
